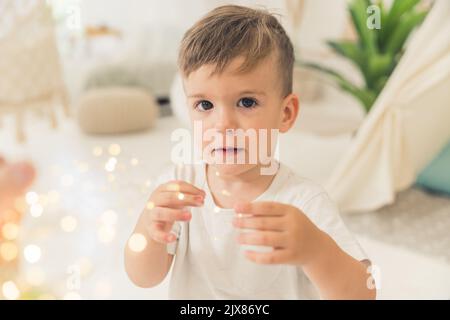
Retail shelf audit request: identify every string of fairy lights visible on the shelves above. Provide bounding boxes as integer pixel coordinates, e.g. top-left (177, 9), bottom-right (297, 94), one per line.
top-left (0, 142), bottom-right (159, 300)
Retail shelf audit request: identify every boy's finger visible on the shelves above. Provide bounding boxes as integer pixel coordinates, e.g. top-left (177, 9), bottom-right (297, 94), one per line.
top-left (232, 216), bottom-right (285, 231)
top-left (244, 248), bottom-right (291, 265)
top-left (149, 207), bottom-right (191, 222)
top-left (160, 180), bottom-right (205, 196)
top-left (154, 191), bottom-right (204, 208)
top-left (149, 223), bottom-right (177, 244)
top-left (237, 231), bottom-right (287, 248)
top-left (234, 201), bottom-right (286, 216)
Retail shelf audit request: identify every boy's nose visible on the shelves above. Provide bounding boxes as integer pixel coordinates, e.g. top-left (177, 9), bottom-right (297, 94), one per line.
top-left (214, 107), bottom-right (238, 132)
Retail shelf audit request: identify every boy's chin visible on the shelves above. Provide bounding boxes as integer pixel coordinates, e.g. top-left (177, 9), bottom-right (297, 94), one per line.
top-left (209, 163), bottom-right (258, 177)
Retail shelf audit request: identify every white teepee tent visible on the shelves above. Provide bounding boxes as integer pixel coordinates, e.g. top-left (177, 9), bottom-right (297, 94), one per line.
top-left (326, 0), bottom-right (450, 212)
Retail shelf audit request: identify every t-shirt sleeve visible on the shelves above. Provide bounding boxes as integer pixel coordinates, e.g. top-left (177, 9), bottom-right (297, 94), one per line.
top-left (299, 192), bottom-right (369, 262)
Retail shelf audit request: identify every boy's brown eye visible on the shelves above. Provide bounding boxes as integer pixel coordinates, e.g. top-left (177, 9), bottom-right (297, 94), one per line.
top-left (238, 98), bottom-right (257, 108)
top-left (196, 100), bottom-right (213, 111)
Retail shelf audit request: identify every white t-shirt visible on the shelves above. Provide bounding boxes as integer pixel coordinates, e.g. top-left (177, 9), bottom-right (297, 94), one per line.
top-left (152, 161), bottom-right (368, 299)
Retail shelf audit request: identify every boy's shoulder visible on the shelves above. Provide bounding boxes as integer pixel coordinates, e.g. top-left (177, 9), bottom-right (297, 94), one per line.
top-left (278, 162), bottom-right (330, 207)
top-left (278, 163), bottom-right (344, 229)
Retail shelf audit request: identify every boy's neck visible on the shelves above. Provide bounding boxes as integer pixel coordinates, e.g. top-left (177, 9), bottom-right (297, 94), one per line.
top-left (205, 163), bottom-right (277, 209)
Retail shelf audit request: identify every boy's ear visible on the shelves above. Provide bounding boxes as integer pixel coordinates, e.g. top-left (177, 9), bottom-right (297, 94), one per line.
top-left (279, 93), bottom-right (300, 133)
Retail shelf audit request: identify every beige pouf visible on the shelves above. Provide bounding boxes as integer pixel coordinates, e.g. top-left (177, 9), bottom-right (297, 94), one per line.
top-left (77, 87), bottom-right (159, 134)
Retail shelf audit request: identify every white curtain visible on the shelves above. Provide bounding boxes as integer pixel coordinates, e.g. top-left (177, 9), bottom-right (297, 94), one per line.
top-left (326, 0), bottom-right (450, 212)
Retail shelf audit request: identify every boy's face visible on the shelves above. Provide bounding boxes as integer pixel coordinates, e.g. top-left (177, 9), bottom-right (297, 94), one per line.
top-left (182, 53), bottom-right (299, 177)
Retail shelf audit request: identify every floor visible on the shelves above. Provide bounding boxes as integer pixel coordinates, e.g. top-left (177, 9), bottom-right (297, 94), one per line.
top-left (344, 188), bottom-right (450, 299)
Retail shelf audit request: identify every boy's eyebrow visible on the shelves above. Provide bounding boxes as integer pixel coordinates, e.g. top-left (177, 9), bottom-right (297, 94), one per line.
top-left (238, 90), bottom-right (267, 96)
top-left (187, 93), bottom-right (207, 99)
top-left (187, 90), bottom-right (266, 98)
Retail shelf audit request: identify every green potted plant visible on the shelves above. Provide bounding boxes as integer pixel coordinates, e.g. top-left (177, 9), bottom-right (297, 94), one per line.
top-left (302, 0), bottom-right (429, 113)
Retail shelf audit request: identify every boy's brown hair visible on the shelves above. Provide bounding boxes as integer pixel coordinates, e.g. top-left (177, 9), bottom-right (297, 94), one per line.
top-left (178, 5), bottom-right (295, 97)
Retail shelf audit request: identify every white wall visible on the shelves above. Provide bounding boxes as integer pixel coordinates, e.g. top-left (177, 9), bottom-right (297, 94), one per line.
top-left (74, 0), bottom-right (349, 63)
top-left (54, 0), bottom-right (351, 100)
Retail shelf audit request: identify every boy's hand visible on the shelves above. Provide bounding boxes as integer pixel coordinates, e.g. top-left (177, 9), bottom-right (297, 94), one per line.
top-left (232, 201), bottom-right (322, 266)
top-left (144, 180), bottom-right (205, 244)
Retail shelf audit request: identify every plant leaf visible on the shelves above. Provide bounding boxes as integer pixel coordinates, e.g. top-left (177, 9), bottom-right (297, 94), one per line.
top-left (300, 62), bottom-right (376, 111)
top-left (327, 40), bottom-right (365, 68)
top-left (385, 10), bottom-right (427, 55)
top-left (380, 0), bottom-right (421, 48)
top-left (349, 0), bottom-right (377, 55)
top-left (366, 53), bottom-right (393, 89)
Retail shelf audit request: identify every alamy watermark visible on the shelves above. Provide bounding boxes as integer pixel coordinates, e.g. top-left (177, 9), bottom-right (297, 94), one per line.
top-left (170, 120), bottom-right (280, 175)
top-left (367, 4), bottom-right (381, 30)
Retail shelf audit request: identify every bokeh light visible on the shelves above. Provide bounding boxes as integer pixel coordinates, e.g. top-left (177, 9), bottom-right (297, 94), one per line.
top-left (97, 225), bottom-right (115, 243)
top-left (0, 242), bottom-right (19, 261)
top-left (2, 281), bottom-right (20, 300)
top-left (92, 146), bottom-right (103, 157)
top-left (25, 267), bottom-right (46, 286)
top-left (108, 144), bottom-right (121, 156)
top-left (60, 215), bottom-right (78, 233)
top-left (104, 157), bottom-right (117, 172)
top-left (2, 223), bottom-right (19, 240)
top-left (128, 233), bottom-right (147, 252)
top-left (30, 204), bottom-right (43, 218)
top-left (24, 244), bottom-right (42, 264)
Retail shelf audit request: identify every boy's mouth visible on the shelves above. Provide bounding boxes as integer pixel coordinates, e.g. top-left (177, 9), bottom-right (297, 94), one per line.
top-left (212, 147), bottom-right (245, 155)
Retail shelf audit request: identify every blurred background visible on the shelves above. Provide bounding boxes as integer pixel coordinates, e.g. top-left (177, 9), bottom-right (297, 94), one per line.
top-left (0, 0), bottom-right (449, 300)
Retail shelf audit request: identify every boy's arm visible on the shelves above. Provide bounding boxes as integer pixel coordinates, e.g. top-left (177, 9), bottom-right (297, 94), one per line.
top-left (302, 230), bottom-right (376, 300)
top-left (125, 179), bottom-right (203, 288)
top-left (124, 210), bottom-right (174, 288)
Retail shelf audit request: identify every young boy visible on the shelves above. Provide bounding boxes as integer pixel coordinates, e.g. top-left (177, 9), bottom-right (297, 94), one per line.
top-left (125, 5), bottom-right (376, 300)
